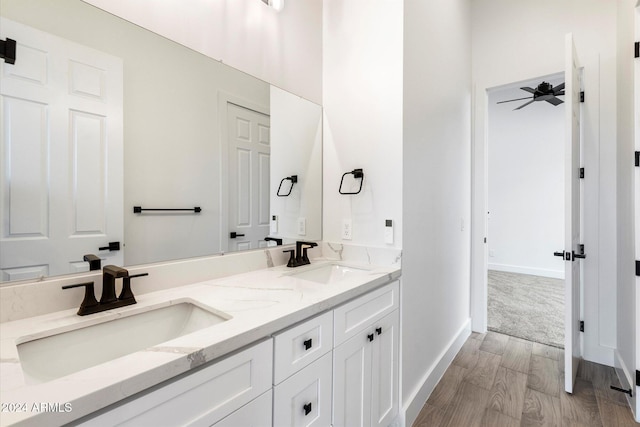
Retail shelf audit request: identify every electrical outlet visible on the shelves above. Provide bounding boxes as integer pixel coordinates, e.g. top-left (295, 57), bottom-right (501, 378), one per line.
top-left (489, 250), bottom-right (495, 258)
top-left (342, 219), bottom-right (352, 240)
top-left (270, 215), bottom-right (278, 233)
top-left (298, 217), bottom-right (306, 236)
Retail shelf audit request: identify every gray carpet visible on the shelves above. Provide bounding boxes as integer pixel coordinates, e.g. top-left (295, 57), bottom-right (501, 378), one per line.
top-left (487, 270), bottom-right (564, 348)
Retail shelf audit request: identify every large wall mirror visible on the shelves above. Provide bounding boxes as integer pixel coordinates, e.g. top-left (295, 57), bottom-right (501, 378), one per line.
top-left (0, 0), bottom-right (322, 284)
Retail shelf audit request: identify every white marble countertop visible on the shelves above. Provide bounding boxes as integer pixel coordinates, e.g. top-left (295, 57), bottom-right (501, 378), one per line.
top-left (0, 259), bottom-right (401, 426)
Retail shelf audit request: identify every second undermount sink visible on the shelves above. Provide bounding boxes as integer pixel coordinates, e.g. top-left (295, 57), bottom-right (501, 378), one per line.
top-left (17, 301), bottom-right (230, 384)
top-left (288, 263), bottom-right (370, 284)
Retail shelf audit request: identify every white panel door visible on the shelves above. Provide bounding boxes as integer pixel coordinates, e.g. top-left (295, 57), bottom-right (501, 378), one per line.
top-left (226, 102), bottom-right (270, 252)
top-left (0, 18), bottom-right (123, 281)
top-left (564, 33), bottom-right (583, 394)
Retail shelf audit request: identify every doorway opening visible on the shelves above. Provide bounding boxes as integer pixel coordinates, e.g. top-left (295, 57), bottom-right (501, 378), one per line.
top-left (485, 72), bottom-right (565, 349)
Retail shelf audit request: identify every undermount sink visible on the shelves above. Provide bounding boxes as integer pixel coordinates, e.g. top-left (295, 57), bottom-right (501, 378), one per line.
top-left (17, 301), bottom-right (230, 384)
top-left (288, 263), bottom-right (370, 284)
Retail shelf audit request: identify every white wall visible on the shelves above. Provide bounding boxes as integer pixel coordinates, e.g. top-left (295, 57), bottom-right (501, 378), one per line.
top-left (487, 79), bottom-right (565, 279)
top-left (402, 0), bottom-right (472, 424)
top-left (83, 0), bottom-right (323, 105)
top-left (471, 0), bottom-right (619, 365)
top-left (270, 86), bottom-right (323, 242)
top-left (322, 0), bottom-right (403, 249)
top-left (615, 0), bottom-right (637, 418)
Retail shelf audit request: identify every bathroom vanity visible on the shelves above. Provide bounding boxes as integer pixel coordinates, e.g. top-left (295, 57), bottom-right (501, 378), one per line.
top-left (0, 244), bottom-right (401, 427)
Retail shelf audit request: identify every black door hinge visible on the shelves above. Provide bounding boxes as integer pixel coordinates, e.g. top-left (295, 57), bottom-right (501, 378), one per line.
top-left (579, 321), bottom-right (584, 332)
top-left (635, 151), bottom-right (639, 167)
top-left (580, 91), bottom-right (585, 102)
top-left (636, 260), bottom-right (640, 276)
top-left (0, 38), bottom-right (16, 65)
top-left (635, 41), bottom-right (639, 58)
top-left (636, 370), bottom-right (639, 386)
top-left (579, 168), bottom-right (584, 178)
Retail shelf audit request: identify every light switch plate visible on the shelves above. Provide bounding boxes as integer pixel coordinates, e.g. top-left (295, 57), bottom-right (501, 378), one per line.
top-left (270, 215), bottom-right (278, 233)
top-left (298, 217), bottom-right (306, 235)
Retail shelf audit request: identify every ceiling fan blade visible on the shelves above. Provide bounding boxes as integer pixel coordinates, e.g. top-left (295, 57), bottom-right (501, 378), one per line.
top-left (520, 87), bottom-right (536, 94)
top-left (554, 91), bottom-right (565, 96)
top-left (496, 96), bottom-right (532, 104)
top-left (553, 82), bottom-right (565, 93)
top-left (514, 99), bottom-right (535, 110)
top-left (545, 97), bottom-right (564, 106)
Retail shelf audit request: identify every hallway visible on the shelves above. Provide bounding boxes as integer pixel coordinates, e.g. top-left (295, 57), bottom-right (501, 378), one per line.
top-left (413, 332), bottom-right (636, 426)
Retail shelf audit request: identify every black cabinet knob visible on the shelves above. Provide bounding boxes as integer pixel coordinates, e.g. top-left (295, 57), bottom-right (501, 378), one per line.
top-left (303, 338), bottom-right (313, 350)
top-left (376, 327), bottom-right (382, 335)
top-left (367, 333), bottom-right (374, 342)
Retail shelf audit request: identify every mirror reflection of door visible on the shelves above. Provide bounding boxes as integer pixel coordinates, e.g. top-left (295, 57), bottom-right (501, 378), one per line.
top-left (226, 103), bottom-right (270, 252)
top-left (0, 18), bottom-right (124, 281)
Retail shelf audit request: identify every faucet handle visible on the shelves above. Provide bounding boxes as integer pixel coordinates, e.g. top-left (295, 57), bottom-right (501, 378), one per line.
top-left (283, 249), bottom-right (297, 267)
top-left (119, 273), bottom-right (148, 303)
top-left (62, 282), bottom-right (99, 316)
top-left (103, 265), bottom-right (128, 278)
top-left (83, 254), bottom-right (101, 271)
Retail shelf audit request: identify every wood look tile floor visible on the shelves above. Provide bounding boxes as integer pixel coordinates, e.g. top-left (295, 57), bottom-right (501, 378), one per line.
top-left (413, 332), bottom-right (638, 427)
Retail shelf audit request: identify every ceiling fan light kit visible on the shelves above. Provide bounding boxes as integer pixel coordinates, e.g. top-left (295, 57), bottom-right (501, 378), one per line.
top-left (497, 81), bottom-right (566, 110)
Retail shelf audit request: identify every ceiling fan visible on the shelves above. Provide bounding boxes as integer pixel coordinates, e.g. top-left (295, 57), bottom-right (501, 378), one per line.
top-left (497, 81), bottom-right (565, 110)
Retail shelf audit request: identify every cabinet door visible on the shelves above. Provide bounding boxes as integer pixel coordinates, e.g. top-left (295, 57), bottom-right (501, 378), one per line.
top-left (370, 310), bottom-right (399, 427)
top-left (273, 352), bottom-right (332, 427)
top-left (333, 332), bottom-right (372, 427)
top-left (214, 390), bottom-right (272, 427)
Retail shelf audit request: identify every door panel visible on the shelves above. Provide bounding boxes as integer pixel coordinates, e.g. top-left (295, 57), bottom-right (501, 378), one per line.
top-left (333, 333), bottom-right (372, 427)
top-left (371, 311), bottom-right (399, 427)
top-left (564, 32), bottom-right (582, 394)
top-left (226, 103), bottom-right (270, 252)
top-left (0, 18), bottom-right (123, 281)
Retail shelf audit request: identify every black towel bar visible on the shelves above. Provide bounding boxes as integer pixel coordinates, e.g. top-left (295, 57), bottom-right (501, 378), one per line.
top-left (133, 206), bottom-right (201, 213)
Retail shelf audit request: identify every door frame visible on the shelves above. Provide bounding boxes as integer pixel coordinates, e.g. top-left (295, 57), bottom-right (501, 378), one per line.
top-left (471, 71), bottom-right (567, 333)
top-left (471, 67), bottom-right (585, 357)
top-left (218, 91), bottom-right (269, 253)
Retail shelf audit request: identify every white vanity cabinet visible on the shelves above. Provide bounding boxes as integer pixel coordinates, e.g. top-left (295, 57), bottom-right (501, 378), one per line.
top-left (272, 311), bottom-right (334, 426)
top-left (79, 339), bottom-right (273, 427)
top-left (332, 281), bottom-right (400, 427)
top-left (72, 279), bottom-right (400, 427)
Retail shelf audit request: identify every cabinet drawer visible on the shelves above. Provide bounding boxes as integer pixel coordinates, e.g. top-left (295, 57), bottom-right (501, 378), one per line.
top-left (214, 390), bottom-right (272, 427)
top-left (334, 281), bottom-right (399, 346)
top-left (273, 310), bottom-right (333, 384)
top-left (80, 339), bottom-right (273, 427)
top-left (273, 351), bottom-right (333, 427)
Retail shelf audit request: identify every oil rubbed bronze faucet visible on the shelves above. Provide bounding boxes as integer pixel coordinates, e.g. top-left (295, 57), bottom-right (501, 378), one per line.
top-left (62, 266), bottom-right (148, 316)
top-left (284, 241), bottom-right (318, 268)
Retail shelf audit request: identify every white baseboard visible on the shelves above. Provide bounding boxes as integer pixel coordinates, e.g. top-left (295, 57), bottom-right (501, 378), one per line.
top-left (613, 349), bottom-right (638, 421)
top-left (488, 263), bottom-right (564, 279)
top-left (403, 318), bottom-right (471, 427)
